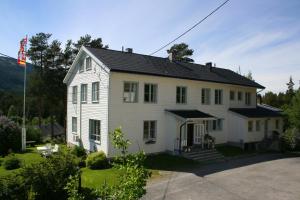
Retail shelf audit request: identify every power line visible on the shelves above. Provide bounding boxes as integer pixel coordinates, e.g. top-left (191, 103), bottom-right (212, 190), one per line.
top-left (149, 0), bottom-right (230, 56)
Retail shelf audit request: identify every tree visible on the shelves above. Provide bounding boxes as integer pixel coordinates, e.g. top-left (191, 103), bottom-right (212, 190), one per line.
top-left (285, 90), bottom-right (300, 130)
top-left (245, 71), bottom-right (254, 81)
top-left (166, 43), bottom-right (194, 63)
top-left (73, 34), bottom-right (108, 55)
top-left (7, 105), bottom-right (18, 118)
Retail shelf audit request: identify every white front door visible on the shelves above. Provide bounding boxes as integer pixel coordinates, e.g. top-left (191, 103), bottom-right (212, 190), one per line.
top-left (194, 124), bottom-right (204, 144)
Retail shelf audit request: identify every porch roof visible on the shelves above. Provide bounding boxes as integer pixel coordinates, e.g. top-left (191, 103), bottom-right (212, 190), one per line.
top-left (166, 109), bottom-right (215, 119)
top-left (229, 105), bottom-right (282, 118)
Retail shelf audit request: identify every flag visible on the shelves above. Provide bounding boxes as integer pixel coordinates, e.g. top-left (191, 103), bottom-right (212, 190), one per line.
top-left (17, 36), bottom-right (27, 67)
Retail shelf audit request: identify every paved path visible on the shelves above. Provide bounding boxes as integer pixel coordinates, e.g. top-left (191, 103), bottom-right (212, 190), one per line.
top-left (142, 154), bottom-right (300, 200)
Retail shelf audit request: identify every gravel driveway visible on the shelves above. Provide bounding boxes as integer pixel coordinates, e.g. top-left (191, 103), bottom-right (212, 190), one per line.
top-left (142, 154), bottom-right (300, 200)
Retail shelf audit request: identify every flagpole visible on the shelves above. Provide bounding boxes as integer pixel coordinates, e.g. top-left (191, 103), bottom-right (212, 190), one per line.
top-left (21, 35), bottom-right (28, 152)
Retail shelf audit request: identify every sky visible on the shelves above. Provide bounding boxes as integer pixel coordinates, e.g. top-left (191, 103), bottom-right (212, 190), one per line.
top-left (1, 0), bottom-right (300, 93)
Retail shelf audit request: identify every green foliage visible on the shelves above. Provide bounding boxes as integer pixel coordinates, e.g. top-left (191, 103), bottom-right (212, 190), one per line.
top-left (0, 116), bottom-right (22, 156)
top-left (280, 128), bottom-right (299, 151)
top-left (7, 105), bottom-right (18, 118)
top-left (3, 154), bottom-right (22, 170)
top-left (21, 149), bottom-right (79, 200)
top-left (285, 91), bottom-right (300, 130)
top-left (71, 145), bottom-right (87, 158)
top-left (244, 71), bottom-right (254, 81)
top-left (0, 174), bottom-right (27, 200)
top-left (167, 43), bottom-right (194, 63)
top-left (110, 127), bottom-right (131, 157)
top-left (26, 126), bottom-right (42, 143)
top-left (64, 173), bottom-right (85, 200)
top-left (86, 151), bottom-right (109, 170)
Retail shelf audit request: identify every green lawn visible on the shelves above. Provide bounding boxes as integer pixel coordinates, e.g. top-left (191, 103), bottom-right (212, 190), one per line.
top-left (216, 145), bottom-right (256, 157)
top-left (0, 148), bottom-right (197, 189)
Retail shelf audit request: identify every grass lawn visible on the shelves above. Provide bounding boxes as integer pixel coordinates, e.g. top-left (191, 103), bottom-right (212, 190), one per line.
top-left (0, 147), bottom-right (198, 189)
top-left (216, 145), bottom-right (256, 157)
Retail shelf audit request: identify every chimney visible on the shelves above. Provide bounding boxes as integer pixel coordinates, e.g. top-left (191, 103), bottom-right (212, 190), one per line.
top-left (206, 62), bottom-right (213, 71)
top-left (126, 48), bottom-right (133, 53)
top-left (168, 52), bottom-right (173, 62)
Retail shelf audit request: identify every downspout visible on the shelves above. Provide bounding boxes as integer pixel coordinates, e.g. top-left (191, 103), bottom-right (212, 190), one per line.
top-left (179, 121), bottom-right (187, 154)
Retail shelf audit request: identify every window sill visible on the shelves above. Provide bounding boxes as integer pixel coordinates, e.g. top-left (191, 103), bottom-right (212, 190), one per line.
top-left (145, 140), bottom-right (156, 144)
top-left (144, 102), bottom-right (157, 104)
top-left (92, 101), bottom-right (99, 104)
top-left (72, 102), bottom-right (77, 104)
top-left (123, 101), bottom-right (138, 103)
top-left (91, 139), bottom-right (101, 145)
top-left (81, 101), bottom-right (87, 104)
top-left (86, 68), bottom-right (92, 71)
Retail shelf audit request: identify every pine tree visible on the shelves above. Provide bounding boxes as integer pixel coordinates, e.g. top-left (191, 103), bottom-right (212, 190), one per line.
top-left (167, 43), bottom-right (194, 63)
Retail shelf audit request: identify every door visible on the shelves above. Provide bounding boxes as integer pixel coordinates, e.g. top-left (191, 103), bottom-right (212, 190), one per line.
top-left (194, 124), bottom-right (204, 144)
top-left (187, 124), bottom-right (194, 146)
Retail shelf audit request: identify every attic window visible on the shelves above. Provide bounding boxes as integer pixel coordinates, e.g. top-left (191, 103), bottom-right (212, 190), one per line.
top-left (86, 57), bottom-right (92, 71)
top-left (79, 60), bottom-right (84, 72)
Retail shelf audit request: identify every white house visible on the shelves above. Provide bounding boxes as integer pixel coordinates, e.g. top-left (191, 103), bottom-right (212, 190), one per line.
top-left (63, 46), bottom-right (283, 157)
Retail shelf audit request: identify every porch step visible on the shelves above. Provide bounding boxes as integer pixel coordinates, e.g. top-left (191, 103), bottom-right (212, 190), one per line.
top-left (182, 149), bottom-right (225, 163)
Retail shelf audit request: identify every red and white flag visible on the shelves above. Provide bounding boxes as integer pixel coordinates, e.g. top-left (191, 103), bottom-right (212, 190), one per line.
top-left (17, 36), bottom-right (27, 67)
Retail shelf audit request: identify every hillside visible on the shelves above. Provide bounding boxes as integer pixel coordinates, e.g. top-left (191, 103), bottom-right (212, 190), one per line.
top-left (0, 56), bottom-right (33, 93)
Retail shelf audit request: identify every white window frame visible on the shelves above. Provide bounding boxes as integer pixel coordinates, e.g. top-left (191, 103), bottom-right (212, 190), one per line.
top-left (72, 86), bottom-right (77, 104)
top-left (92, 82), bottom-right (99, 103)
top-left (248, 121), bottom-right (253, 132)
top-left (176, 86), bottom-right (187, 104)
top-left (275, 119), bottom-right (279, 129)
top-left (144, 83), bottom-right (157, 103)
top-left (256, 120), bottom-right (260, 131)
top-left (81, 84), bottom-right (88, 103)
top-left (72, 117), bottom-right (77, 133)
top-left (86, 57), bottom-right (92, 71)
top-left (245, 92), bottom-right (251, 105)
top-left (123, 82), bottom-right (139, 103)
top-left (143, 120), bottom-right (157, 141)
top-left (238, 91), bottom-right (243, 101)
top-left (79, 60), bottom-right (84, 73)
top-left (214, 89), bottom-right (223, 105)
top-left (201, 88), bottom-right (211, 105)
top-left (230, 90), bottom-right (235, 101)
top-left (89, 119), bottom-right (101, 142)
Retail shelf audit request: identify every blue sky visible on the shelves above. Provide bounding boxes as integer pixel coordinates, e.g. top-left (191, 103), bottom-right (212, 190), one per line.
top-left (1, 0), bottom-right (300, 93)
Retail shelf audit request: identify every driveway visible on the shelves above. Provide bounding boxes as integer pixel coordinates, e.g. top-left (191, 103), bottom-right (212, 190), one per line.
top-left (142, 154), bottom-right (300, 200)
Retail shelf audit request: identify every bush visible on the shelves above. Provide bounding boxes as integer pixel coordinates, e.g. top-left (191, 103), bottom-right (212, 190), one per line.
top-left (71, 145), bottom-right (87, 158)
top-left (0, 116), bottom-right (22, 156)
top-left (3, 154), bottom-right (22, 170)
top-left (26, 126), bottom-right (42, 143)
top-left (280, 128), bottom-right (298, 151)
top-left (86, 151), bottom-right (109, 169)
top-left (0, 174), bottom-right (27, 200)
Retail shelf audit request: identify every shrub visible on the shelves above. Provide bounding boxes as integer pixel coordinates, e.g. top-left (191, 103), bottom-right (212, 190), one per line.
top-left (21, 149), bottom-right (79, 200)
top-left (0, 174), bottom-right (27, 200)
top-left (71, 145), bottom-right (87, 158)
top-left (3, 154), bottom-right (22, 170)
top-left (26, 126), bottom-right (42, 143)
top-left (86, 151), bottom-right (109, 169)
top-left (280, 128), bottom-right (298, 151)
top-left (0, 116), bottom-right (22, 156)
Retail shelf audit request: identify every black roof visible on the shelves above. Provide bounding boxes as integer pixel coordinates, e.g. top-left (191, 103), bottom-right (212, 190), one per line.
top-left (166, 109), bottom-right (215, 119)
top-left (229, 105), bottom-right (282, 118)
top-left (86, 47), bottom-right (265, 89)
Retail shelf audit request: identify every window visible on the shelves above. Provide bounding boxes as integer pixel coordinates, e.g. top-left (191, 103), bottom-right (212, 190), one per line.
top-left (89, 119), bottom-right (101, 142)
top-left (143, 121), bottom-right (156, 141)
top-left (72, 117), bottom-right (77, 133)
top-left (230, 91), bottom-right (235, 101)
top-left (79, 60), bottom-right (84, 72)
top-left (256, 120), bottom-right (260, 131)
top-left (215, 89), bottom-right (223, 105)
top-left (238, 91), bottom-right (243, 101)
top-left (201, 88), bottom-right (211, 105)
top-left (72, 86), bottom-right (77, 104)
top-left (276, 119), bottom-right (279, 129)
top-left (81, 84), bottom-right (88, 103)
top-left (212, 119), bottom-right (223, 131)
top-left (92, 82), bottom-right (99, 102)
top-left (248, 121), bottom-right (253, 132)
top-left (144, 84), bottom-right (157, 103)
top-left (245, 92), bottom-right (251, 105)
top-left (176, 86), bottom-right (187, 104)
top-left (123, 82), bottom-right (138, 103)
top-left (86, 57), bottom-right (92, 70)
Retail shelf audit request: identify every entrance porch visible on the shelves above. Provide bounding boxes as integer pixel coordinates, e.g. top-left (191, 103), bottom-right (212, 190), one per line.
top-left (165, 109), bottom-right (217, 154)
